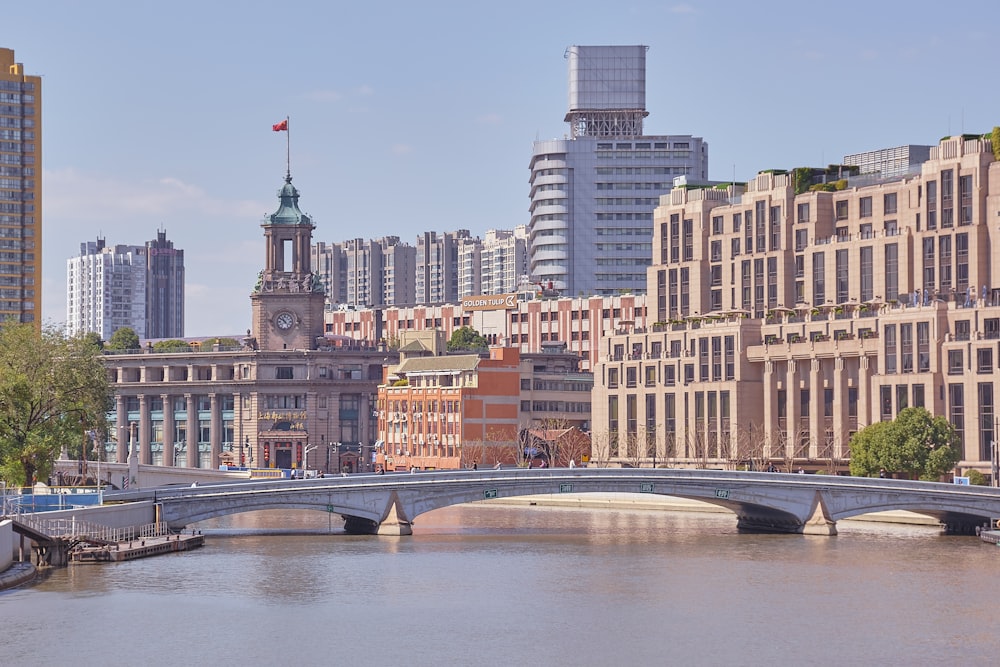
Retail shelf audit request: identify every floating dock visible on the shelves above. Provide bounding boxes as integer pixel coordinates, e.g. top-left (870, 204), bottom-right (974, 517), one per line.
top-left (979, 529), bottom-right (1000, 546)
top-left (70, 533), bottom-right (204, 563)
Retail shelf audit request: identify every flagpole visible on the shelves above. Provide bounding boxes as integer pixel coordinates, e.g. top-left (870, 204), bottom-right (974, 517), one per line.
top-left (286, 115), bottom-right (291, 179)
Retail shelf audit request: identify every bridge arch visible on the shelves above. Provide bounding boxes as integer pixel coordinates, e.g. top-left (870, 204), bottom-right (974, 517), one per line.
top-left (132, 469), bottom-right (1000, 537)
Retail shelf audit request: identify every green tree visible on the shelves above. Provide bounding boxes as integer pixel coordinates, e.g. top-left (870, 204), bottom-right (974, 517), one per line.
top-left (80, 331), bottom-right (104, 351)
top-left (153, 339), bottom-right (193, 352)
top-left (447, 326), bottom-right (488, 352)
top-left (849, 407), bottom-right (960, 481)
top-left (107, 326), bottom-right (140, 351)
top-left (0, 324), bottom-right (112, 486)
top-left (966, 469), bottom-right (987, 486)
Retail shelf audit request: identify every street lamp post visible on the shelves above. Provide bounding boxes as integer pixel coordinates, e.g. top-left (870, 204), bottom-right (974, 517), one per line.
top-left (303, 444), bottom-right (317, 478)
top-left (244, 435), bottom-right (252, 470)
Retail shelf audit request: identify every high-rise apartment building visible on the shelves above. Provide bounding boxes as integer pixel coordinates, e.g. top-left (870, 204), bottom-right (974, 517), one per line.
top-left (312, 241), bottom-right (347, 306)
top-left (145, 230), bottom-right (184, 338)
top-left (528, 45), bottom-right (708, 298)
top-left (67, 230), bottom-right (184, 339)
top-left (66, 240), bottom-right (147, 339)
top-left (313, 237), bottom-right (416, 308)
top-left (343, 237), bottom-right (381, 307)
top-left (380, 236), bottom-right (416, 307)
top-left (0, 48), bottom-right (41, 329)
top-left (481, 226), bottom-right (528, 295)
top-left (415, 230), bottom-right (470, 304)
top-left (457, 234), bottom-right (483, 298)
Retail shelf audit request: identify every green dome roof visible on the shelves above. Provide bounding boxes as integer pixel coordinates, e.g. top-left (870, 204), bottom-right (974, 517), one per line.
top-left (264, 174), bottom-right (313, 227)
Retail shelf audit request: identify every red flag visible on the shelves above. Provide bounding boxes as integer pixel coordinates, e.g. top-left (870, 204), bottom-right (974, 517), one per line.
top-left (272, 119), bottom-right (288, 132)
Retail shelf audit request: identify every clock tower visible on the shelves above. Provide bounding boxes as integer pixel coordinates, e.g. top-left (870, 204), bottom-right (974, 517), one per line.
top-left (250, 173), bottom-right (326, 351)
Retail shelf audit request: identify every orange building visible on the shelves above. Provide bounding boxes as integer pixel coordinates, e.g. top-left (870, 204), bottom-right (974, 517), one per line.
top-left (0, 49), bottom-right (42, 330)
top-left (376, 345), bottom-right (522, 471)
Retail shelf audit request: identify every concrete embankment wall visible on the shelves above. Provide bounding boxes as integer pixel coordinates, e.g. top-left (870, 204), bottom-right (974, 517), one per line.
top-left (1, 520), bottom-right (12, 570)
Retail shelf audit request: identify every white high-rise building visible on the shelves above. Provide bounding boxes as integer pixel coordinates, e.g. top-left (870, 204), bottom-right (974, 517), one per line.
top-left (528, 45), bottom-right (708, 297)
top-left (481, 226), bottom-right (528, 295)
top-left (66, 239), bottom-right (147, 339)
top-left (457, 234), bottom-right (483, 298)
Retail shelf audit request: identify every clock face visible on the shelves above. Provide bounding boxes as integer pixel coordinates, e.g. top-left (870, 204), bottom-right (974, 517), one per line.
top-left (275, 312), bottom-right (295, 330)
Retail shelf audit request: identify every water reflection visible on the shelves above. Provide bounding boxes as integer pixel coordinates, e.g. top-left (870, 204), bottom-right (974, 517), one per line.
top-left (4, 504), bottom-right (999, 665)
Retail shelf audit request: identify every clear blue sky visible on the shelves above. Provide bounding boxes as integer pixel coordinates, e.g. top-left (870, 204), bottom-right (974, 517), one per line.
top-left (5, 0), bottom-right (998, 336)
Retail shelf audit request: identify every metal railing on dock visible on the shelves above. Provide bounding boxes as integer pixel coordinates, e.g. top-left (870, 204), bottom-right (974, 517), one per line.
top-left (15, 514), bottom-right (168, 543)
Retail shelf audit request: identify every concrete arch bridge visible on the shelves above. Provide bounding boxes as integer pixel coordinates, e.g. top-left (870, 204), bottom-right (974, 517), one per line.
top-left (110, 468), bottom-right (1000, 537)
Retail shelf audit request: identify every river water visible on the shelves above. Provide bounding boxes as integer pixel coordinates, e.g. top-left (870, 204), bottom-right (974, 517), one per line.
top-left (4, 503), bottom-right (1000, 666)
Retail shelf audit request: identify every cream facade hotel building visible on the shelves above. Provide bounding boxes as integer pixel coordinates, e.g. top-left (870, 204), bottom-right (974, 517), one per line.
top-left (593, 135), bottom-right (1000, 479)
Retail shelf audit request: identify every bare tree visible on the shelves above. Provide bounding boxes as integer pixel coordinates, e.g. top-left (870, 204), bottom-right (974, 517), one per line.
top-left (736, 421), bottom-right (770, 471)
top-left (820, 433), bottom-right (847, 475)
top-left (662, 432), bottom-right (677, 467)
top-left (482, 425), bottom-right (520, 467)
top-left (559, 429), bottom-right (591, 468)
top-left (460, 439), bottom-right (486, 469)
top-left (780, 424), bottom-right (811, 472)
top-left (622, 431), bottom-right (644, 468)
top-left (644, 426), bottom-right (660, 468)
top-left (686, 429), bottom-right (710, 469)
top-left (588, 430), bottom-right (613, 468)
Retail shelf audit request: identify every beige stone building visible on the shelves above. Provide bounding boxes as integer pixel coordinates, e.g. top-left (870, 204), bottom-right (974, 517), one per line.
top-left (594, 135), bottom-right (1000, 479)
top-left (102, 174), bottom-right (390, 476)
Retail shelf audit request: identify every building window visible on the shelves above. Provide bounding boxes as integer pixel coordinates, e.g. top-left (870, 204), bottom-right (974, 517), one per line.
top-left (884, 192), bottom-right (897, 215)
top-left (276, 366), bottom-right (293, 380)
top-left (797, 202), bottom-right (810, 223)
top-left (923, 237), bottom-right (936, 291)
top-left (812, 251), bottom-right (825, 306)
top-left (896, 385), bottom-right (908, 412)
top-left (948, 349), bottom-right (964, 374)
top-left (979, 382), bottom-right (994, 460)
top-left (885, 244), bottom-right (898, 301)
top-left (955, 320), bottom-right (970, 341)
top-left (859, 196), bottom-right (872, 218)
top-left (795, 229), bottom-right (808, 252)
top-left (914, 322), bottom-right (928, 374)
top-left (835, 249), bottom-right (849, 304)
top-left (724, 336), bottom-right (735, 380)
top-left (835, 200), bottom-right (849, 220)
top-left (960, 174), bottom-right (973, 226)
top-left (949, 383), bottom-right (964, 449)
top-left (860, 246), bottom-right (873, 302)
top-left (978, 348), bottom-right (993, 373)
top-left (884, 324), bottom-right (897, 374)
top-left (900, 323), bottom-right (912, 373)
